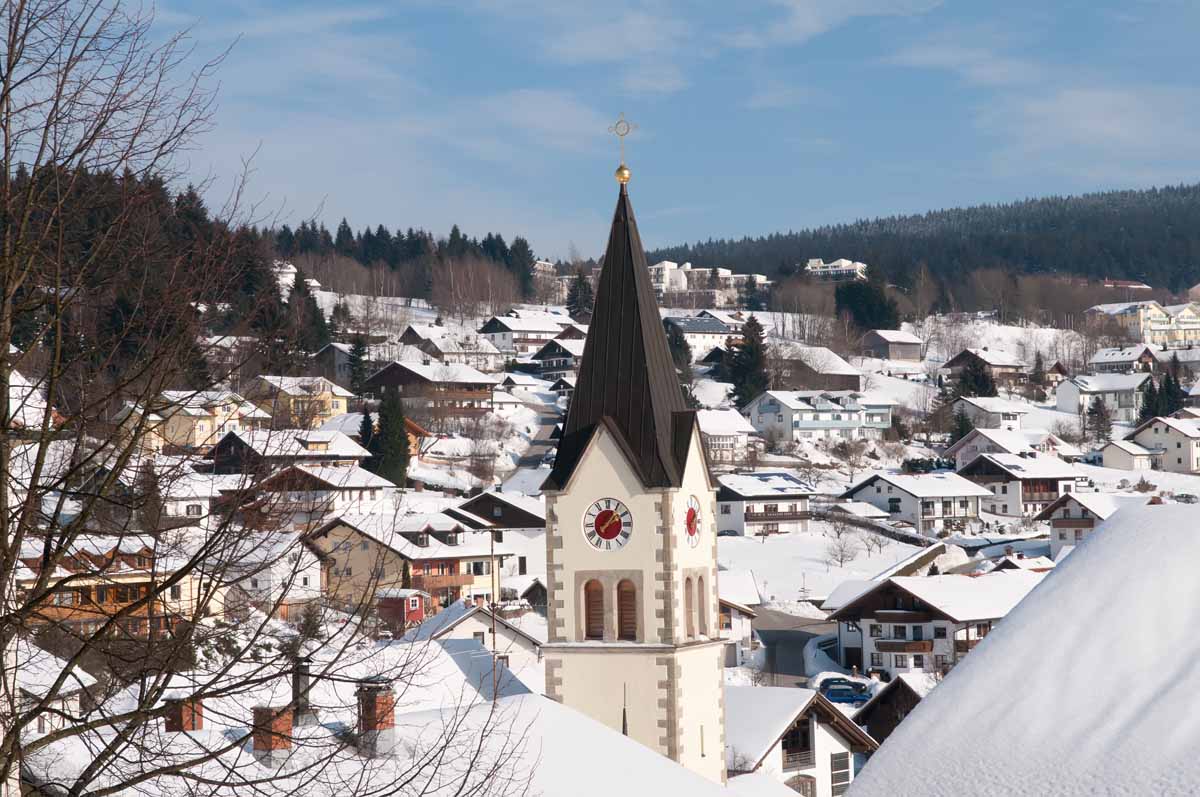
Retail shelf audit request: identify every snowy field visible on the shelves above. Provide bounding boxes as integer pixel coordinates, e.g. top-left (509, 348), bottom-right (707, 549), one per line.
top-left (717, 522), bottom-right (921, 602)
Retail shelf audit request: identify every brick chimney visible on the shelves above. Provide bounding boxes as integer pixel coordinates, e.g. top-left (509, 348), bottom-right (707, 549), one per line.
top-left (252, 705), bottom-right (293, 766)
top-left (292, 656), bottom-right (318, 727)
top-left (164, 696), bottom-right (203, 732)
top-left (356, 677), bottom-right (395, 757)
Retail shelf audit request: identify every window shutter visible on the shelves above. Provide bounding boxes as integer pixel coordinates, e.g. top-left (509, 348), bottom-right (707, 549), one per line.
top-left (585, 580), bottom-right (604, 639)
top-left (617, 581), bottom-right (637, 641)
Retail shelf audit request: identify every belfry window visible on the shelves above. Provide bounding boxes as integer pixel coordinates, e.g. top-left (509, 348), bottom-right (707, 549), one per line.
top-left (617, 580), bottom-right (637, 641)
top-left (697, 575), bottom-right (707, 637)
top-left (584, 579), bottom-right (604, 640)
top-left (685, 577), bottom-right (696, 639)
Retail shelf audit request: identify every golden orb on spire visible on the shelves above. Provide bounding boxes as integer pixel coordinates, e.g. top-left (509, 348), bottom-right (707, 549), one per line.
top-left (608, 113), bottom-right (637, 185)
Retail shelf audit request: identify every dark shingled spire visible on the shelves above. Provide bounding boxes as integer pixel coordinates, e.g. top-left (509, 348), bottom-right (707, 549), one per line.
top-left (544, 182), bottom-right (695, 491)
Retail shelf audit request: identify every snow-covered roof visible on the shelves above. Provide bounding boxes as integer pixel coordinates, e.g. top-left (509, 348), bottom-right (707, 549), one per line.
top-left (697, 409), bottom-right (758, 436)
top-left (718, 569), bottom-right (762, 607)
top-left (829, 501), bottom-right (890, 519)
top-left (966, 452), bottom-right (1084, 480)
top-left (1067, 373), bottom-right (1151, 393)
top-left (1088, 344), bottom-right (1160, 364)
top-left (218, 429), bottom-right (369, 460)
top-left (1103, 438), bottom-right (1153, 456)
top-left (753, 389), bottom-right (894, 412)
top-left (664, 316), bottom-right (732, 334)
top-left (849, 504), bottom-right (1200, 796)
top-left (321, 512), bottom-right (507, 560)
top-left (254, 375), bottom-right (354, 397)
top-left (476, 489), bottom-right (546, 522)
top-left (718, 471), bottom-right (814, 499)
top-left (832, 571), bottom-right (1044, 624)
top-left (1087, 300), bottom-right (1161, 315)
top-left (403, 601), bottom-right (547, 646)
top-left (1129, 415), bottom-right (1200, 439)
top-left (725, 686), bottom-right (819, 770)
top-left (769, 340), bottom-right (861, 376)
top-left (501, 465), bottom-right (550, 495)
top-left (533, 338), bottom-right (585, 358)
top-left (14, 638), bottom-right (97, 698)
top-left (377, 361), bottom-right (496, 385)
top-left (954, 396), bottom-right (1030, 415)
top-left (867, 329), bottom-right (921, 344)
top-left (481, 315), bottom-right (567, 332)
top-left (287, 464), bottom-right (395, 490)
top-left (1034, 491), bottom-right (1147, 522)
top-left (852, 672), bottom-right (939, 720)
top-left (943, 427), bottom-right (1035, 458)
top-left (955, 348), bottom-right (1026, 368)
top-left (154, 389), bottom-right (267, 418)
top-left (845, 472), bottom-right (992, 500)
top-left (819, 579), bottom-right (873, 612)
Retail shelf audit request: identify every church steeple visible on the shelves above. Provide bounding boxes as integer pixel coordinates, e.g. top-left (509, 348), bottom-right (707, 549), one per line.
top-left (545, 179), bottom-right (694, 491)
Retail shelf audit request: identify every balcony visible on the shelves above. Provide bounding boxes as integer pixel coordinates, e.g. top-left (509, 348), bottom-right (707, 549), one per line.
top-left (872, 611), bottom-right (932, 623)
top-left (783, 749), bottom-right (815, 771)
top-left (412, 573), bottom-right (474, 590)
top-left (744, 511), bottom-right (808, 522)
top-left (874, 639), bottom-right (933, 653)
top-left (1050, 518), bottom-right (1096, 529)
top-left (955, 638), bottom-right (983, 654)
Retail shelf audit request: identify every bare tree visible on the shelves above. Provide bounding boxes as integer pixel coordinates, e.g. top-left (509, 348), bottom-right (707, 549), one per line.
top-left (825, 534), bottom-right (859, 568)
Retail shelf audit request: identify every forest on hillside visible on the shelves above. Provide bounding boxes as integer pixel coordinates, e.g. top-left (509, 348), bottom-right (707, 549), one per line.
top-left (646, 184), bottom-right (1200, 294)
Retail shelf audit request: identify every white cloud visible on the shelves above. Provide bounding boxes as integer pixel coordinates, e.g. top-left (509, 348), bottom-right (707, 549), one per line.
top-left (888, 42), bottom-right (1042, 86)
top-left (744, 82), bottom-right (811, 110)
top-left (731, 0), bottom-right (945, 48)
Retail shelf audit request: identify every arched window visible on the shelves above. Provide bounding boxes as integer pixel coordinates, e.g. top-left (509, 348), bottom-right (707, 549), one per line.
top-left (617, 580), bottom-right (637, 641)
top-left (684, 577), bottom-right (695, 639)
top-left (584, 580), bottom-right (604, 640)
top-left (697, 575), bottom-right (707, 637)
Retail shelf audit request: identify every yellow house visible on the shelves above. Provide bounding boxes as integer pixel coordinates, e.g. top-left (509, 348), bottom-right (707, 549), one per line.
top-left (116, 389), bottom-right (271, 453)
top-left (307, 510), bottom-right (510, 609)
top-left (243, 375), bottom-right (355, 429)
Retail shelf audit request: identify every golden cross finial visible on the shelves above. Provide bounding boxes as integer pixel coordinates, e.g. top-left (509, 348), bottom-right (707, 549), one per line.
top-left (608, 112), bottom-right (637, 184)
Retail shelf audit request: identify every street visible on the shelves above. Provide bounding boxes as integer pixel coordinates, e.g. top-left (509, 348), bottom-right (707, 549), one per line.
top-left (752, 607), bottom-right (836, 688)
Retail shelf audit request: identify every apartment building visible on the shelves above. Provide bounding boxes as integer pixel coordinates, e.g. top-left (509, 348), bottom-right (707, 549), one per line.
top-left (743, 390), bottom-right (894, 443)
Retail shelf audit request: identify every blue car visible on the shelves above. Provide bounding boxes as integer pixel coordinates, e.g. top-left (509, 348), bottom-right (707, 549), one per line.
top-left (822, 685), bottom-right (870, 705)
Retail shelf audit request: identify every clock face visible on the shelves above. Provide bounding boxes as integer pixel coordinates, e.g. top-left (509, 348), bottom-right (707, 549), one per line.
top-left (685, 495), bottom-right (702, 548)
top-left (583, 499), bottom-right (632, 550)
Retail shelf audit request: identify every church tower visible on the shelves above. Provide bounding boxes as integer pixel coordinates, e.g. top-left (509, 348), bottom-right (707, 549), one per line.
top-left (542, 152), bottom-right (726, 784)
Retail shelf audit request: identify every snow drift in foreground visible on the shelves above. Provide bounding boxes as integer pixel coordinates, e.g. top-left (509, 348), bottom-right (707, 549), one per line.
top-left (849, 502), bottom-right (1200, 796)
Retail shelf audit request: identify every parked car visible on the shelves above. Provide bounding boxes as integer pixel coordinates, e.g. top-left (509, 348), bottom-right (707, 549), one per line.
top-left (1177, 493), bottom-right (1198, 504)
top-left (822, 685), bottom-right (870, 705)
top-left (717, 529), bottom-right (739, 538)
top-left (819, 678), bottom-right (868, 695)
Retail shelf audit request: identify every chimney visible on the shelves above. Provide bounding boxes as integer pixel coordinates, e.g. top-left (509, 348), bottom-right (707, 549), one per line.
top-left (164, 696), bottom-right (203, 732)
top-left (292, 656), bottom-right (318, 727)
top-left (252, 705), bottom-right (293, 766)
top-left (1004, 545), bottom-right (1015, 557)
top-left (356, 678), bottom-right (396, 757)
top-left (413, 480), bottom-right (424, 492)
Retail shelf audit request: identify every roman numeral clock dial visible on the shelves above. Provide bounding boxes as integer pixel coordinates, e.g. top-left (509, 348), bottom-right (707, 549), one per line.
top-left (685, 495), bottom-right (703, 548)
top-left (583, 498), bottom-right (632, 550)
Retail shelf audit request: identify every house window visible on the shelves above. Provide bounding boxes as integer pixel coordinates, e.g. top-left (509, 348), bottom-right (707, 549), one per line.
top-left (496, 654), bottom-right (510, 669)
top-left (781, 719), bottom-right (813, 771)
top-left (893, 625), bottom-right (907, 640)
top-left (933, 626), bottom-right (947, 639)
top-left (935, 654), bottom-right (949, 670)
top-left (869, 652), bottom-right (883, 667)
top-left (493, 506), bottom-right (503, 518)
top-left (473, 631), bottom-right (486, 644)
top-left (170, 585), bottom-right (181, 600)
top-left (617, 580), bottom-right (637, 641)
top-left (913, 654), bottom-right (925, 669)
top-left (868, 624), bottom-right (882, 638)
top-left (720, 505), bottom-right (731, 515)
top-left (250, 579), bottom-right (258, 588)
top-left (912, 625), bottom-right (923, 641)
top-left (584, 580), bottom-right (604, 640)
top-left (831, 752), bottom-right (851, 796)
top-left (361, 541), bottom-right (369, 551)
top-left (185, 504), bottom-right (202, 517)
top-left (302, 576), bottom-right (310, 587)
top-left (518, 556), bottom-right (527, 575)
top-left (344, 566), bottom-right (352, 576)
top-left (893, 654), bottom-right (909, 668)
top-left (409, 597), bottom-right (420, 610)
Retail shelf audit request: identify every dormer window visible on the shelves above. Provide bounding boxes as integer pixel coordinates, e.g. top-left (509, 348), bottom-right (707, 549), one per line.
top-left (414, 533), bottom-right (428, 547)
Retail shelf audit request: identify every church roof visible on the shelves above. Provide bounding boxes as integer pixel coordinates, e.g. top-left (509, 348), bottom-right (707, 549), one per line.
top-left (544, 182), bottom-right (695, 491)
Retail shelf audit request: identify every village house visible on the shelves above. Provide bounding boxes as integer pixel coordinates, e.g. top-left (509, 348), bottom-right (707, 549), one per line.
top-left (1088, 343), bottom-right (1161, 374)
top-left (238, 463), bottom-right (395, 528)
top-left (662, 315), bottom-right (734, 360)
top-left (549, 376), bottom-right (576, 401)
top-left (742, 390), bottom-right (894, 444)
top-left (477, 314), bottom-right (568, 355)
top-left (851, 673), bottom-right (938, 745)
top-left (826, 572), bottom-right (1044, 680)
top-left (242, 376), bottom-right (354, 429)
top-left (1123, 416), bottom-right (1200, 473)
top-left (373, 587), bottom-right (432, 632)
top-left (695, 309), bottom-right (774, 338)
top-left (362, 361), bottom-right (496, 425)
top-left (803, 257), bottom-right (868, 282)
top-left (1086, 300), bottom-right (1200, 347)
top-left (308, 511), bottom-right (511, 608)
top-left (530, 338), bottom-right (585, 380)
top-left (12, 640), bottom-right (98, 736)
top-left (116, 389), bottom-right (271, 453)
top-left (944, 427), bottom-right (1081, 471)
top-left (725, 685), bottom-right (877, 797)
top-left (1034, 492), bottom-right (1147, 559)
top-left (308, 341), bottom-right (409, 389)
top-left (206, 429), bottom-right (369, 475)
top-left (718, 570), bottom-right (762, 667)
top-left (696, 408), bottom-right (762, 464)
top-left (403, 599), bottom-right (546, 681)
top-left (445, 489), bottom-right (546, 536)
top-left (318, 411), bottom-right (431, 457)
top-left (414, 334), bottom-right (504, 373)
top-left (769, 340), bottom-right (863, 391)
top-left (554, 322), bottom-right (589, 341)
top-left (1055, 373), bottom-right (1150, 423)
top-left (958, 452), bottom-right (1094, 517)
top-left (1044, 360), bottom-right (1071, 387)
top-left (860, 329), bottom-right (922, 361)
top-left (840, 472), bottom-right (992, 536)
top-left (942, 348), bottom-right (1027, 389)
top-left (951, 396), bottom-right (1030, 430)
top-left (222, 530), bottom-right (324, 620)
top-left (1100, 438), bottom-right (1155, 471)
top-left (716, 471), bottom-right (813, 536)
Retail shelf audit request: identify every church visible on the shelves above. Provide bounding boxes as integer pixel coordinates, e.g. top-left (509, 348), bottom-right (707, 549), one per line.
top-left (541, 152), bottom-right (728, 784)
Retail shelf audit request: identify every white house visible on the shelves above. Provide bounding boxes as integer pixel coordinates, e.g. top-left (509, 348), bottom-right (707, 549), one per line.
top-left (1087, 344), bottom-right (1161, 373)
top-left (663, 315), bottom-right (734, 360)
top-left (803, 258), bottom-right (868, 282)
top-left (13, 639), bottom-right (97, 736)
top-left (718, 569), bottom-right (762, 667)
top-left (224, 530), bottom-right (324, 619)
top-left (403, 600), bottom-right (546, 691)
top-left (944, 427), bottom-right (1081, 471)
top-left (1124, 416), bottom-right (1200, 474)
top-left (958, 453), bottom-right (1094, 517)
top-left (742, 390), bottom-right (894, 444)
top-left (724, 686), bottom-right (877, 796)
top-left (840, 472), bottom-right (992, 536)
top-left (697, 409), bottom-right (761, 464)
top-left (825, 572), bottom-right (1044, 680)
top-left (242, 464), bottom-right (396, 527)
top-left (716, 471), bottom-right (813, 537)
top-left (1100, 438), bottom-right (1155, 471)
top-left (1055, 373), bottom-right (1150, 423)
top-left (951, 396), bottom-right (1030, 430)
top-left (477, 315), bottom-right (568, 355)
top-left (1033, 492), bottom-right (1147, 559)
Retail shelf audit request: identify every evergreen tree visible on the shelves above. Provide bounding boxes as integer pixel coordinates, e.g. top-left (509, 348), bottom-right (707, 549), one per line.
top-left (1161, 371), bottom-right (1186, 415)
top-left (401, 560), bottom-right (412, 590)
top-left (949, 406), bottom-right (975, 445)
top-left (289, 267), bottom-right (331, 354)
top-left (955, 357), bottom-right (998, 398)
top-left (508, 236), bottom-right (536, 298)
top-left (1086, 397), bottom-right (1113, 444)
top-left (566, 269), bottom-right (594, 317)
top-left (1031, 351), bottom-right (1046, 386)
top-left (834, 281), bottom-right (898, 330)
top-left (666, 323), bottom-right (694, 386)
top-left (373, 387), bottom-right (411, 486)
top-left (739, 279), bottom-right (765, 311)
top-left (334, 218), bottom-right (356, 257)
top-left (729, 315), bottom-right (771, 408)
top-left (358, 411), bottom-right (375, 457)
top-left (347, 335), bottom-right (370, 395)
top-left (1139, 379), bottom-right (1160, 425)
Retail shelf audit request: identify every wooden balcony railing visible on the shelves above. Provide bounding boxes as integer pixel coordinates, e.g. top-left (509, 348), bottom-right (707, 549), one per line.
top-left (955, 638), bottom-right (983, 654)
top-left (744, 511), bottom-right (808, 522)
top-left (412, 573), bottom-right (474, 590)
top-left (783, 750), bottom-right (815, 770)
top-left (875, 639), bottom-right (933, 653)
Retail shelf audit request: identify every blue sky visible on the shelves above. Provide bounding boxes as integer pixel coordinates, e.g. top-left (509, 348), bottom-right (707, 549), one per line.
top-left (163, 0), bottom-right (1200, 260)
